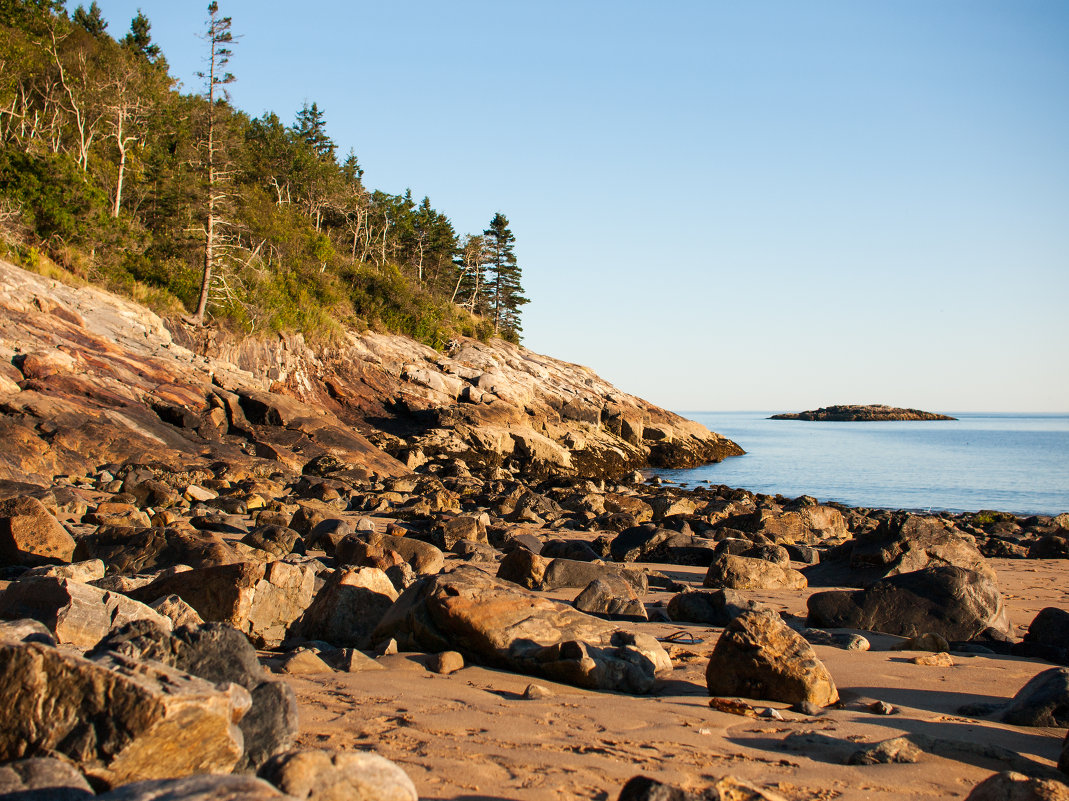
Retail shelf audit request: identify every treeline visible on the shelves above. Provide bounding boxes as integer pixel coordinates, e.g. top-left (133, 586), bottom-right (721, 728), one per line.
top-left (0, 0), bottom-right (529, 345)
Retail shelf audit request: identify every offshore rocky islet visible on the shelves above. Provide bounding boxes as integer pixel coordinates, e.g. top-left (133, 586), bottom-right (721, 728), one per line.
top-left (0, 258), bottom-right (1067, 799)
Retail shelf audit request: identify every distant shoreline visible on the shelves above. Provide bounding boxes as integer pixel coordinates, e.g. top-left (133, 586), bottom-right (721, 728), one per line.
top-left (769, 404), bottom-right (956, 422)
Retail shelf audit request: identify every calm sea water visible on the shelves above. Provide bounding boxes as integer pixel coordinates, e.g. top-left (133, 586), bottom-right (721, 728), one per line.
top-left (651, 412), bottom-right (1069, 516)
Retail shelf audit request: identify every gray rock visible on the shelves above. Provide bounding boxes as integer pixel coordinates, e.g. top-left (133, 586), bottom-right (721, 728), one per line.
top-left (667, 589), bottom-right (769, 626)
top-left (1001, 668), bottom-right (1069, 727)
top-left (573, 577), bottom-right (647, 620)
top-left (258, 749), bottom-right (417, 801)
top-left (703, 554), bottom-right (806, 590)
top-left (291, 567), bottom-right (397, 649)
top-left (0, 757), bottom-right (94, 801)
top-left (847, 736), bottom-right (922, 765)
top-left (95, 774), bottom-right (292, 800)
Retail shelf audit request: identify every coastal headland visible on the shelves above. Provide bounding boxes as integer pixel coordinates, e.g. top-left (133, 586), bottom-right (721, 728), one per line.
top-left (771, 405), bottom-right (957, 422)
top-left (0, 259), bottom-right (1067, 800)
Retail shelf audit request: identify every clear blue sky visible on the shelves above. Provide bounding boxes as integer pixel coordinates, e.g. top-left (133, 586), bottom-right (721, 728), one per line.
top-left (92, 1), bottom-right (1069, 412)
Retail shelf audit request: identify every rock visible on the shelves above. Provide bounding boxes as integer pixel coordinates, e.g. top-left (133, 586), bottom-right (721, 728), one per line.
top-left (258, 749), bottom-right (418, 801)
top-left (373, 565), bottom-right (671, 693)
top-left (609, 526), bottom-right (673, 563)
top-left (22, 558), bottom-right (106, 583)
top-left (1061, 731), bottom-right (1068, 776)
top-left (706, 609), bottom-right (838, 707)
top-left (95, 774), bottom-right (292, 800)
top-left (771, 404), bottom-right (955, 422)
top-left (1018, 607), bottom-right (1069, 665)
top-left (432, 514), bottom-right (488, 550)
top-left (847, 736), bottom-right (922, 765)
top-left (128, 561), bottom-right (315, 647)
top-left (1001, 668), bottom-right (1069, 727)
top-left (0, 639), bottom-right (248, 787)
top-left (277, 648), bottom-right (333, 674)
top-left (74, 526), bottom-right (237, 575)
top-left (667, 589), bottom-right (769, 626)
top-left (912, 652), bottom-right (954, 667)
top-left (848, 514), bottom-right (993, 582)
top-left (573, 577), bottom-right (647, 620)
top-left (242, 526), bottom-right (305, 559)
top-left (800, 629), bottom-right (870, 651)
top-left (541, 538), bottom-right (601, 562)
top-left (616, 776), bottom-right (698, 801)
top-left (965, 772), bottom-right (1069, 801)
top-left (0, 495), bottom-right (76, 565)
top-left (523, 683), bottom-right (552, 699)
top-left (868, 700), bottom-right (897, 715)
top-left (806, 565), bottom-right (1013, 642)
top-left (375, 534), bottom-right (444, 575)
top-left (429, 650), bottom-right (464, 674)
top-left (90, 620), bottom-right (298, 772)
top-left (617, 775), bottom-right (788, 801)
top-left (496, 548), bottom-right (550, 589)
top-left (0, 757), bottom-right (94, 801)
top-left (0, 576), bottom-right (172, 649)
top-left (893, 632), bottom-right (951, 652)
top-left (0, 617), bottom-right (56, 645)
top-left (149, 594), bottom-right (205, 628)
top-left (543, 558), bottom-right (647, 595)
top-left (702, 554), bottom-right (806, 591)
top-left (292, 568), bottom-right (398, 648)
top-left (321, 647), bottom-right (384, 673)
top-left (1030, 535), bottom-right (1069, 560)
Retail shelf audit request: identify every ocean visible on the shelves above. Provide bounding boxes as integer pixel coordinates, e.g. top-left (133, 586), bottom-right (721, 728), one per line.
top-left (651, 412), bottom-right (1069, 516)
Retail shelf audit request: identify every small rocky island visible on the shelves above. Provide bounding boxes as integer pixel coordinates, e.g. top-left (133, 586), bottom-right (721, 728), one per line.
top-left (770, 404), bottom-right (956, 421)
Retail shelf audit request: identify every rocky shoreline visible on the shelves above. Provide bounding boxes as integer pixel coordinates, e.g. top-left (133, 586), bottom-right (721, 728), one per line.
top-left (771, 404), bottom-right (956, 421)
top-left (0, 259), bottom-right (1067, 800)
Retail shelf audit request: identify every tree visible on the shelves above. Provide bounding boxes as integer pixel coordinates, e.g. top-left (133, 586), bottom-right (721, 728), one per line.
top-left (72, 2), bottom-right (107, 37)
top-left (190, 0), bottom-right (235, 325)
top-left (293, 101), bottom-right (334, 161)
top-left (483, 212), bottom-right (527, 338)
top-left (122, 9), bottom-right (161, 63)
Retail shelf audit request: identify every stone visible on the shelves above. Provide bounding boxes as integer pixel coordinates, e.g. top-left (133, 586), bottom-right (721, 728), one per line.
top-left (1018, 607), bottom-right (1069, 665)
top-left (702, 554), bottom-right (806, 591)
top-left (292, 568), bottom-right (398, 649)
top-left (277, 648), bottom-right (333, 674)
top-left (573, 577), bottom-right (647, 620)
top-left (523, 683), bottom-right (552, 699)
top-left (806, 565), bottom-right (1013, 642)
top-left (95, 774), bottom-right (292, 800)
top-left (0, 617), bottom-right (57, 645)
top-left (433, 514), bottom-right (488, 550)
top-left (322, 647), bottom-right (384, 672)
top-left (617, 775), bottom-right (788, 801)
top-left (965, 772), bottom-right (1069, 801)
top-left (0, 757), bottom-right (94, 801)
top-left (893, 632), bottom-right (951, 652)
top-left (542, 558), bottom-right (647, 595)
top-left (127, 561), bottom-right (315, 647)
top-left (0, 576), bottom-right (172, 649)
top-left (0, 640), bottom-right (248, 787)
top-left (90, 621), bottom-right (298, 772)
top-left (1001, 668), bottom-right (1069, 727)
top-left (373, 565), bottom-right (671, 693)
top-left (496, 547), bottom-right (550, 589)
top-left (149, 594), bottom-right (205, 628)
top-left (799, 629), bottom-right (870, 651)
top-left (912, 652), bottom-right (954, 667)
top-left (258, 749), bottom-right (418, 801)
top-left (1060, 731), bottom-right (1068, 776)
top-left (242, 526), bottom-right (305, 558)
top-left (22, 558), bottom-right (106, 582)
top-left (0, 495), bottom-right (76, 566)
top-left (667, 589), bottom-right (769, 626)
top-left (429, 650), bottom-right (465, 674)
top-left (847, 736), bottom-right (923, 765)
top-left (541, 538), bottom-right (601, 562)
top-left (86, 502), bottom-right (153, 529)
top-left (706, 609), bottom-right (838, 707)
top-left (848, 514), bottom-right (993, 581)
top-left (74, 526), bottom-right (237, 575)
top-left (868, 700), bottom-right (897, 715)
top-left (609, 525), bottom-right (673, 563)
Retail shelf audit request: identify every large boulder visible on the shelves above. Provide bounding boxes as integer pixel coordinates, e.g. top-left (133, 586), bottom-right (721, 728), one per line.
top-left (258, 749), bottom-right (417, 801)
top-left (706, 609), bottom-right (838, 707)
top-left (372, 565), bottom-right (671, 693)
top-left (609, 525), bottom-right (673, 563)
top-left (1001, 668), bottom-right (1069, 727)
top-left (0, 639), bottom-right (248, 787)
top-left (292, 568), bottom-right (398, 648)
top-left (573, 577), bottom-right (647, 620)
top-left (1016, 607), bottom-right (1069, 665)
top-left (702, 554), bottom-right (807, 591)
top-left (95, 774), bottom-right (292, 800)
top-left (127, 561), bottom-right (315, 647)
top-left (90, 620), bottom-right (298, 772)
top-left (848, 514), bottom-right (993, 582)
top-left (0, 757), bottom-right (94, 801)
top-left (0, 576), bottom-right (172, 649)
top-left (74, 526), bottom-right (237, 575)
top-left (543, 558), bottom-right (648, 595)
top-left (668, 589), bottom-right (770, 626)
top-left (806, 565), bottom-right (1013, 642)
top-left (965, 772), bottom-right (1069, 801)
top-left (0, 495), bottom-right (76, 565)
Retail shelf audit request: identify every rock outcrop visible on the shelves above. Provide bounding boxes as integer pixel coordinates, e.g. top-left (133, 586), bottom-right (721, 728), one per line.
top-left (770, 404), bottom-right (955, 421)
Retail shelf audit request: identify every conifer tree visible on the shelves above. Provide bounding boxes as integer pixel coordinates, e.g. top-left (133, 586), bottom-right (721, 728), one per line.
top-left (483, 212), bottom-right (528, 339)
top-left (72, 2), bottom-right (107, 36)
top-left (122, 9), bottom-right (161, 62)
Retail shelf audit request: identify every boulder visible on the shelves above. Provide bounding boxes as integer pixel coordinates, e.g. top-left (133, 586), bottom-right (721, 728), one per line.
top-left (609, 525), bottom-right (673, 563)
top-left (95, 774), bottom-right (293, 800)
top-left (0, 495), bottom-right (76, 565)
top-left (1001, 668), bottom-right (1069, 727)
top-left (702, 554), bottom-right (807, 591)
top-left (292, 568), bottom-right (398, 648)
top-left (258, 749), bottom-right (418, 801)
top-left (74, 526), bottom-right (237, 575)
top-left (541, 538), bottom-right (602, 562)
top-left (965, 772), bottom-right (1069, 801)
top-left (0, 576), bottom-right (172, 649)
top-left (496, 548), bottom-right (550, 589)
top-left (617, 775), bottom-right (788, 801)
top-left (127, 561), bottom-right (315, 647)
top-left (706, 609), bottom-right (838, 707)
top-left (22, 558), bottom-right (106, 582)
top-left (432, 514), bottom-right (488, 550)
top-left (150, 594), bottom-right (205, 628)
top-left (542, 558), bottom-right (648, 595)
top-left (848, 514), bottom-right (993, 582)
top-left (90, 620), bottom-right (298, 772)
top-left (806, 565), bottom-right (1013, 642)
top-left (0, 757), bottom-right (94, 801)
top-left (242, 526), bottom-right (305, 558)
top-left (0, 617), bottom-right (56, 645)
top-left (1016, 607), bottom-right (1069, 665)
top-left (573, 577), bottom-right (647, 620)
top-left (667, 589), bottom-right (770, 626)
top-left (0, 640), bottom-right (248, 787)
top-left (372, 565), bottom-right (671, 693)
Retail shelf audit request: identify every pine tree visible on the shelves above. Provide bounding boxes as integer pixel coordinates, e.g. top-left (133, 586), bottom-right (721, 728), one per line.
top-left (122, 9), bottom-right (161, 62)
top-left (72, 2), bottom-right (107, 36)
top-left (293, 101), bottom-right (335, 162)
top-left (483, 212), bottom-right (528, 339)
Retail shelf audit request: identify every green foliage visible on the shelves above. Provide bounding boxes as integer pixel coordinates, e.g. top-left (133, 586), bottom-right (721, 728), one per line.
top-left (0, 2), bottom-right (529, 349)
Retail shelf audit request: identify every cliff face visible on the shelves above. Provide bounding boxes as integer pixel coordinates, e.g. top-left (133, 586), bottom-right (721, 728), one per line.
top-left (0, 259), bottom-right (741, 486)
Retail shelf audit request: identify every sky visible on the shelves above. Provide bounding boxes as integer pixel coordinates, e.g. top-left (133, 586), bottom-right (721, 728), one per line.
top-left (90, 1), bottom-right (1069, 413)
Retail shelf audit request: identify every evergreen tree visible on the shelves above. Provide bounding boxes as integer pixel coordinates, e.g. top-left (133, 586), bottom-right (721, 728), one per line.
top-left (72, 2), bottom-right (107, 36)
top-left (122, 9), bottom-right (161, 62)
top-left (294, 102), bottom-right (335, 162)
top-left (483, 212), bottom-right (527, 339)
